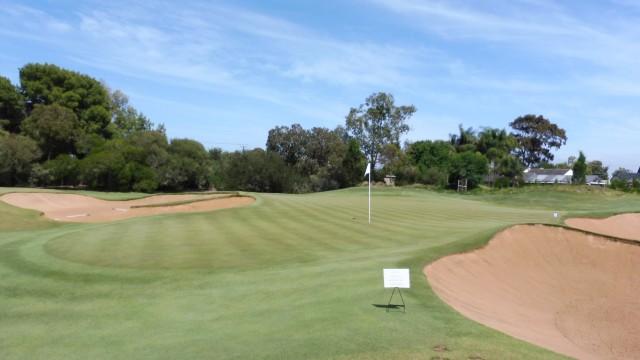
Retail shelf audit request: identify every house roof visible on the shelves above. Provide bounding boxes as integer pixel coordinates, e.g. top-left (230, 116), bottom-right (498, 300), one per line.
top-left (611, 167), bottom-right (640, 181)
top-left (612, 173), bottom-right (640, 180)
top-left (524, 168), bottom-right (573, 176)
top-left (523, 168), bottom-right (573, 184)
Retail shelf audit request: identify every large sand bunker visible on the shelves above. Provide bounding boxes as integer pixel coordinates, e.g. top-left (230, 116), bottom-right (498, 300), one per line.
top-left (425, 224), bottom-right (640, 360)
top-left (0, 192), bottom-right (254, 223)
top-left (565, 213), bottom-right (640, 241)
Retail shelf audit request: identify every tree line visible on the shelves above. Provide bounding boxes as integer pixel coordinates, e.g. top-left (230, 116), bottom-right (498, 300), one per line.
top-left (0, 62), bottom-right (619, 193)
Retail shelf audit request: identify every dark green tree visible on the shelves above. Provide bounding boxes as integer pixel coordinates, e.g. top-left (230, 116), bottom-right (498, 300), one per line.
top-left (0, 76), bottom-right (25, 133)
top-left (340, 139), bottom-right (365, 187)
top-left (162, 138), bottom-right (213, 190)
top-left (448, 152), bottom-right (489, 190)
top-left (345, 92), bottom-right (416, 172)
top-left (79, 139), bottom-right (127, 190)
top-left (611, 167), bottom-right (630, 180)
top-left (19, 63), bottom-right (112, 137)
top-left (496, 154), bottom-right (524, 179)
top-left (476, 128), bottom-right (516, 160)
top-left (407, 140), bottom-right (453, 186)
top-left (572, 151), bottom-right (587, 184)
top-left (21, 104), bottom-right (83, 160)
top-left (41, 154), bottom-right (80, 187)
top-left (449, 124), bottom-right (477, 153)
top-left (266, 124), bottom-right (308, 167)
top-left (408, 140), bottom-right (454, 171)
top-left (221, 149), bottom-right (302, 193)
top-left (586, 160), bottom-right (609, 180)
top-left (107, 88), bottom-right (154, 137)
top-left (266, 124), bottom-right (351, 191)
top-left (377, 142), bottom-right (417, 185)
top-left (0, 134), bottom-right (42, 186)
top-left (476, 127), bottom-right (519, 185)
top-left (509, 114), bottom-right (567, 167)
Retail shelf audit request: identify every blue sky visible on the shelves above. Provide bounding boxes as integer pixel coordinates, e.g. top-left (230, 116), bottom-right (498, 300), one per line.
top-left (1, 0), bottom-right (639, 173)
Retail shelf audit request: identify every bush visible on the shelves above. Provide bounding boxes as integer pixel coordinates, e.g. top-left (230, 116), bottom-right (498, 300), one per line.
top-left (448, 152), bottom-right (489, 190)
top-left (610, 178), bottom-right (640, 193)
top-left (418, 167), bottom-right (448, 187)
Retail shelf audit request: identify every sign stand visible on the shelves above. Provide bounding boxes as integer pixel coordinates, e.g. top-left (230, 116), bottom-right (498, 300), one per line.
top-left (386, 287), bottom-right (405, 313)
top-left (383, 268), bottom-right (410, 313)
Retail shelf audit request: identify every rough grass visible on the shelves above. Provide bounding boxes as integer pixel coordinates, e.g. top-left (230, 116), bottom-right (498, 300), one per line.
top-left (2, 186), bottom-right (639, 359)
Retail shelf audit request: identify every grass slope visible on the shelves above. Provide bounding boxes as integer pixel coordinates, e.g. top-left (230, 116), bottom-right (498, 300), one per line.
top-left (2, 186), bottom-right (639, 359)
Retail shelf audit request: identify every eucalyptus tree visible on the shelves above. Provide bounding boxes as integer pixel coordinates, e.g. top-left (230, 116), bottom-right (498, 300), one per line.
top-left (266, 124), bottom-right (308, 167)
top-left (107, 87), bottom-right (154, 137)
top-left (345, 92), bottom-right (416, 173)
top-left (509, 114), bottom-right (567, 168)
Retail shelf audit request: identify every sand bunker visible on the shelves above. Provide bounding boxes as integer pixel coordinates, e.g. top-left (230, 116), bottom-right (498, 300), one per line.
top-left (0, 192), bottom-right (254, 223)
top-left (425, 224), bottom-right (640, 360)
top-left (565, 213), bottom-right (640, 241)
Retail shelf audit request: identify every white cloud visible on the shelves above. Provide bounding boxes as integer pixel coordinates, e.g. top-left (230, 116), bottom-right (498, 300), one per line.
top-left (1, 0), bottom-right (639, 164)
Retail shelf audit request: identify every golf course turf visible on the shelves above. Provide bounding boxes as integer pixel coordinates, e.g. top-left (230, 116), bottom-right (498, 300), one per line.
top-left (1, 186), bottom-right (639, 359)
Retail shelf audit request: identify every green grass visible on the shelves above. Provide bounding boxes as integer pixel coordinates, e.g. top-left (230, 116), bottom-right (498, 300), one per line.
top-left (2, 186), bottom-right (639, 359)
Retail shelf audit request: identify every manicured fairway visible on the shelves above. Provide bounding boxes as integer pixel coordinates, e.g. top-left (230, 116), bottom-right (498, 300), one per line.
top-left (1, 187), bottom-right (638, 359)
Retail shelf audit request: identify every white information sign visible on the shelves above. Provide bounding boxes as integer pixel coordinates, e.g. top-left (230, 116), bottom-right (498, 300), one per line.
top-left (383, 268), bottom-right (410, 288)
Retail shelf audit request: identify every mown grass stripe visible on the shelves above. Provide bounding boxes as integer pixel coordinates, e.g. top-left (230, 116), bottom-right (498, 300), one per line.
top-left (2, 187), bottom-right (638, 359)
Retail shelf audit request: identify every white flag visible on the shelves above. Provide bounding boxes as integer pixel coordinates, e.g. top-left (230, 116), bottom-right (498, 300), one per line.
top-left (364, 163), bottom-right (371, 176)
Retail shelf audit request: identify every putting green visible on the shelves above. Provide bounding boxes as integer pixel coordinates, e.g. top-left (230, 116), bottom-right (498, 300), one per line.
top-left (2, 187), bottom-right (639, 359)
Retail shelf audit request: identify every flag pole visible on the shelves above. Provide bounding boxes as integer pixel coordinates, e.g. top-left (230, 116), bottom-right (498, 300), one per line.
top-left (368, 169), bottom-right (371, 223)
top-left (365, 163), bottom-right (371, 223)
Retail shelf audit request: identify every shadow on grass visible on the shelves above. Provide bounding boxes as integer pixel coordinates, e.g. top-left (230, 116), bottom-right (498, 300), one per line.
top-left (372, 303), bottom-right (405, 310)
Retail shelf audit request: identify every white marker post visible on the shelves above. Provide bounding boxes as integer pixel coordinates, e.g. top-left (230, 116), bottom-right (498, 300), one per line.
top-left (364, 163), bottom-right (371, 223)
top-left (383, 268), bottom-right (410, 312)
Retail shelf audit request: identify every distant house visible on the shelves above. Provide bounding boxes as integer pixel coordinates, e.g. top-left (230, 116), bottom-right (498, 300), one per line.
top-left (610, 167), bottom-right (640, 183)
top-left (523, 168), bottom-right (573, 184)
top-left (586, 175), bottom-right (607, 186)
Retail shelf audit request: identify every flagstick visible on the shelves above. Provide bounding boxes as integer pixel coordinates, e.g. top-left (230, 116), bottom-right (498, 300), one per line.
top-left (364, 162), bottom-right (371, 223)
top-left (368, 170), bottom-right (371, 223)
top-left (364, 163), bottom-right (372, 223)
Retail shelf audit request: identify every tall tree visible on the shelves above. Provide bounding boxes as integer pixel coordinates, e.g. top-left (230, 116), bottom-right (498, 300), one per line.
top-left (449, 124), bottom-right (477, 153)
top-left (163, 138), bottom-right (213, 190)
top-left (0, 134), bottom-right (41, 186)
top-left (106, 87), bottom-right (154, 137)
top-left (339, 139), bottom-right (365, 187)
top-left (345, 92), bottom-right (416, 173)
top-left (586, 160), bottom-right (609, 180)
top-left (611, 167), bottom-right (630, 180)
top-left (408, 140), bottom-right (454, 170)
top-left (476, 127), bottom-right (519, 184)
top-left (0, 76), bottom-right (25, 133)
top-left (266, 124), bottom-right (308, 167)
top-left (476, 128), bottom-right (516, 159)
top-left (572, 151), bottom-right (587, 184)
top-left (221, 149), bottom-right (301, 193)
top-left (19, 63), bottom-right (112, 137)
top-left (448, 151), bottom-right (489, 190)
top-left (509, 114), bottom-right (567, 168)
top-left (21, 104), bottom-right (83, 160)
